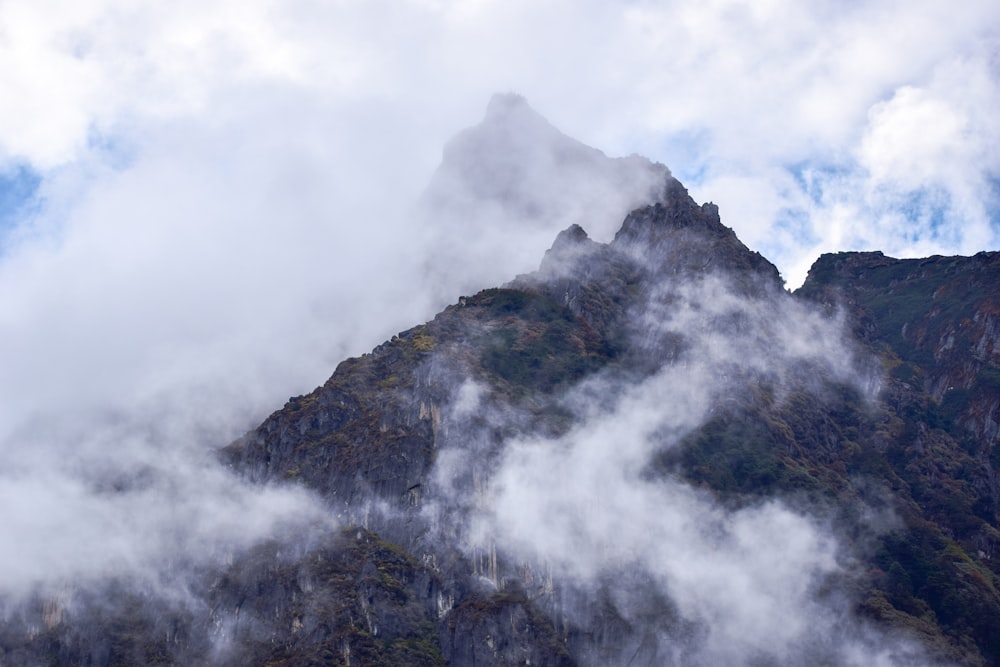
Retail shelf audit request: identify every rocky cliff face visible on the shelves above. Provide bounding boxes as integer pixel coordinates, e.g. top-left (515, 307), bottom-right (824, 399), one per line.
top-left (3, 100), bottom-right (1000, 667)
top-left (796, 251), bottom-right (1000, 664)
top-left (800, 250), bottom-right (1000, 453)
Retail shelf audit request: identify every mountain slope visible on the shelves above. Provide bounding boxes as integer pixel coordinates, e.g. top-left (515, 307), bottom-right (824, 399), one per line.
top-left (219, 173), bottom-right (1000, 664)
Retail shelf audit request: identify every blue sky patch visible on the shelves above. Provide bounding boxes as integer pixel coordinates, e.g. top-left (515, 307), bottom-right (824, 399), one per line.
top-left (660, 129), bottom-right (712, 186)
top-left (0, 164), bottom-right (41, 237)
top-left (786, 160), bottom-right (853, 205)
top-left (773, 205), bottom-right (820, 247)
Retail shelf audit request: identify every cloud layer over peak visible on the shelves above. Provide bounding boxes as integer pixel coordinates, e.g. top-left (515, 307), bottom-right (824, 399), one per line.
top-left (0, 0), bottom-right (997, 619)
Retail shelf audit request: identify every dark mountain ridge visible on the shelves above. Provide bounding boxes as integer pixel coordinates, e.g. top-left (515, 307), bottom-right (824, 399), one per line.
top-left (2, 99), bottom-right (999, 666)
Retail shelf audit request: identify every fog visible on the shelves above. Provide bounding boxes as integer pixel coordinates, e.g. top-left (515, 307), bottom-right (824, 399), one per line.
top-left (0, 100), bottom-right (423, 600)
top-left (422, 263), bottom-right (935, 664)
top-left (0, 87), bottom-right (958, 663)
top-left (0, 2), bottom-right (997, 658)
top-left (0, 91), bottom-right (670, 611)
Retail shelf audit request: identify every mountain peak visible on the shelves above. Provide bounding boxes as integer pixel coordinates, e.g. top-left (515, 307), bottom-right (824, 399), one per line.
top-left (8, 95), bottom-right (1000, 667)
top-left (417, 94), bottom-right (672, 298)
top-left (427, 93), bottom-right (669, 220)
top-left (609, 176), bottom-right (784, 292)
top-left (550, 222), bottom-right (590, 248)
top-left (484, 92), bottom-right (533, 121)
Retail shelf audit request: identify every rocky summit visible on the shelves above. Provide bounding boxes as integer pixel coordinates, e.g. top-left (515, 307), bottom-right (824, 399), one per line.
top-left (2, 99), bottom-right (999, 666)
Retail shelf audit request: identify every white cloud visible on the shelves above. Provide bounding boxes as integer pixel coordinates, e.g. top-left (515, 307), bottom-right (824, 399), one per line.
top-left (0, 0), bottom-right (997, 611)
top-left (615, 0), bottom-right (1000, 285)
top-left (424, 272), bottom-right (917, 664)
top-left (861, 87), bottom-right (967, 189)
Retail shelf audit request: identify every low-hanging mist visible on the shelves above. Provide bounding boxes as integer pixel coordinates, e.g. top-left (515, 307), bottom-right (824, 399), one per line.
top-left (0, 94), bottom-right (663, 604)
top-left (2, 94), bottom-right (998, 666)
top-left (421, 264), bottom-right (929, 665)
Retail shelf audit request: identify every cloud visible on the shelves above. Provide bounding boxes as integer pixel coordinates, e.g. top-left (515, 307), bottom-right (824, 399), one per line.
top-left (0, 425), bottom-right (333, 602)
top-left (0, 85), bottom-right (443, 600)
top-left (861, 87), bottom-right (967, 190)
top-left (610, 1), bottom-right (1000, 285)
top-left (420, 269), bottom-right (932, 664)
top-left (1, 1), bottom-right (998, 285)
top-left (418, 93), bottom-right (668, 298)
top-left (0, 0), bottom-right (996, 635)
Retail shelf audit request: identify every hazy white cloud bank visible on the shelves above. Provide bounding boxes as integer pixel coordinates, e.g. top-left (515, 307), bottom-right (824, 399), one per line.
top-left (604, 1), bottom-right (1000, 284)
top-left (2, 0), bottom-right (999, 274)
top-left (0, 0), bottom-right (996, 612)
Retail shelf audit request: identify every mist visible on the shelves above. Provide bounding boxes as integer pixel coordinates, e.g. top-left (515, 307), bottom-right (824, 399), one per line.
top-left (0, 87), bottom-right (951, 661)
top-left (0, 2), bottom-right (997, 659)
top-left (0, 89), bottom-right (672, 626)
top-left (0, 98), bottom-right (422, 601)
top-left (421, 262), bottom-right (939, 664)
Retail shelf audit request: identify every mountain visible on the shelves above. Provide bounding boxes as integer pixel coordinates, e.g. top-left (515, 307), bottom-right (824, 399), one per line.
top-left (2, 98), bottom-right (1000, 666)
top-left (415, 92), bottom-right (668, 299)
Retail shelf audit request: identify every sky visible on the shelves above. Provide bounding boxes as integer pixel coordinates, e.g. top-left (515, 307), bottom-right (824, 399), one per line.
top-left (2, 1), bottom-right (999, 282)
top-left (0, 0), bottom-right (999, 600)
